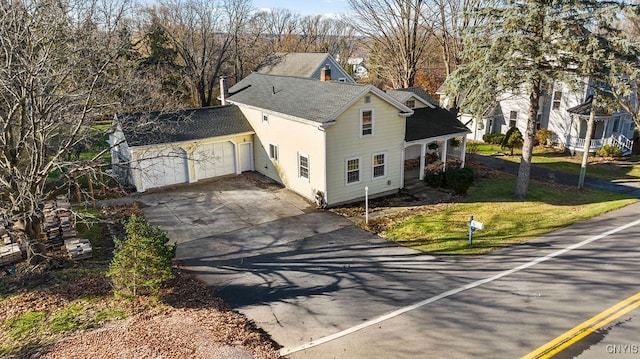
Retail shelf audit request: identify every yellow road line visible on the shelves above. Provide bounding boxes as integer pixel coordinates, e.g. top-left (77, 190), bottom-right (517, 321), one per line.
top-left (523, 291), bottom-right (640, 359)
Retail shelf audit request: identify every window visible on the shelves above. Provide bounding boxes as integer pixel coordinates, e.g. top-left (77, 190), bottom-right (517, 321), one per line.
top-left (298, 153), bottom-right (309, 180)
top-left (405, 99), bottom-right (416, 109)
top-left (552, 91), bottom-right (562, 110)
top-left (361, 109), bottom-right (374, 136)
top-left (536, 113), bottom-right (542, 130)
top-left (262, 113), bottom-right (269, 123)
top-left (364, 95), bottom-right (371, 104)
top-left (338, 78), bottom-right (347, 82)
top-left (372, 153), bottom-right (386, 178)
top-left (612, 116), bottom-right (620, 132)
top-left (268, 144), bottom-right (278, 162)
top-left (509, 111), bottom-right (517, 128)
top-left (346, 157), bottom-right (360, 184)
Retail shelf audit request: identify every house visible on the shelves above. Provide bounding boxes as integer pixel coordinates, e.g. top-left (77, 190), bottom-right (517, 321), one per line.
top-left (109, 106), bottom-right (254, 191)
top-left (111, 65), bottom-right (470, 206)
top-left (256, 52), bottom-right (355, 84)
top-left (440, 80), bottom-right (635, 154)
top-left (347, 57), bottom-right (369, 79)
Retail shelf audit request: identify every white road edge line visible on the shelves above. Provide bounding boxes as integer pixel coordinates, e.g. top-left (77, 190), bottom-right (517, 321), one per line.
top-left (280, 217), bottom-right (640, 356)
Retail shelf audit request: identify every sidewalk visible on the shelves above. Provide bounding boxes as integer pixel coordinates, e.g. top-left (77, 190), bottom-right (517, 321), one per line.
top-left (469, 154), bottom-right (640, 198)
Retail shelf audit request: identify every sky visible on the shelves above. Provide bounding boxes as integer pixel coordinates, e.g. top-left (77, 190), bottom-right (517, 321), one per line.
top-left (252, 0), bottom-right (351, 17)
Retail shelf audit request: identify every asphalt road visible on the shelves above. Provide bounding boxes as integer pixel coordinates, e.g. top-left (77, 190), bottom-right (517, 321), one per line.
top-left (138, 174), bottom-right (640, 359)
top-left (284, 202), bottom-right (640, 358)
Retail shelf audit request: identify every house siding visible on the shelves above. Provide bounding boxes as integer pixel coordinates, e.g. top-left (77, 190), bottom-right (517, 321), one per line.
top-left (236, 106), bottom-right (327, 203)
top-left (325, 93), bottom-right (404, 206)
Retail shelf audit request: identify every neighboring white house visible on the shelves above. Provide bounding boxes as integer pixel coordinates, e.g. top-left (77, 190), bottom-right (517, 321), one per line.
top-left (255, 52), bottom-right (355, 84)
top-left (439, 79), bottom-right (636, 154)
top-left (111, 58), bottom-right (470, 206)
top-left (347, 57), bottom-right (369, 79)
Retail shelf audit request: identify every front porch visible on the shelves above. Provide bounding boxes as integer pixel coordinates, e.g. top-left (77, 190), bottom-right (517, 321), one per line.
top-left (402, 136), bottom-right (468, 185)
top-left (565, 134), bottom-right (634, 155)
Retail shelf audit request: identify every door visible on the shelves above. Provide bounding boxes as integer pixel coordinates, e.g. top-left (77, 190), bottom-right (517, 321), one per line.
top-left (239, 142), bottom-right (253, 172)
top-left (139, 147), bottom-right (189, 191)
top-left (194, 141), bottom-right (236, 180)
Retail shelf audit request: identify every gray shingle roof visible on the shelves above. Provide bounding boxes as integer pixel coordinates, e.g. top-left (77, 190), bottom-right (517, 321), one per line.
top-left (405, 107), bottom-right (470, 142)
top-left (567, 95), bottom-right (612, 117)
top-left (255, 53), bottom-right (332, 77)
top-left (116, 105), bottom-right (253, 147)
top-left (386, 87), bottom-right (438, 106)
top-left (227, 73), bottom-right (376, 123)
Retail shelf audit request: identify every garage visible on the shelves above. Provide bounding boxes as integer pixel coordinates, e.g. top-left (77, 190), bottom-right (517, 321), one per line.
top-left (194, 141), bottom-right (236, 180)
top-left (138, 147), bottom-right (189, 191)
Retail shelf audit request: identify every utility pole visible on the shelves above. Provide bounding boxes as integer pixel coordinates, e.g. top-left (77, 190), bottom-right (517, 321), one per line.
top-left (578, 97), bottom-right (596, 189)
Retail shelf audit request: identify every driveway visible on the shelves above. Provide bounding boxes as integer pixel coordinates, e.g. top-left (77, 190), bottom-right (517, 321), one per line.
top-left (138, 173), bottom-right (449, 350)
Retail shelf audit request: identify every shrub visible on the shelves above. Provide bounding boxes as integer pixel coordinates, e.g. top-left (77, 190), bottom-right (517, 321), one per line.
top-left (536, 128), bottom-right (554, 146)
top-left (107, 215), bottom-right (176, 298)
top-left (596, 144), bottom-right (623, 157)
top-left (444, 167), bottom-right (475, 194)
top-left (482, 133), bottom-right (505, 144)
top-left (424, 171), bottom-right (444, 188)
top-left (501, 127), bottom-right (523, 155)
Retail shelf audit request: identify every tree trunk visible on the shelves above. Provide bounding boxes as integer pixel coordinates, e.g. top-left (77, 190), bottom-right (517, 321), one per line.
top-left (514, 77), bottom-right (541, 198)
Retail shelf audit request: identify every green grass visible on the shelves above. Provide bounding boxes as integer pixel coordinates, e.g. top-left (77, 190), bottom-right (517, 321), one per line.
top-left (383, 171), bottom-right (637, 255)
top-left (468, 142), bottom-right (640, 180)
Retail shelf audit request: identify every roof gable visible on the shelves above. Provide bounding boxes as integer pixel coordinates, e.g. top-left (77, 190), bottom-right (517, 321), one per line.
top-left (255, 52), bottom-right (355, 83)
top-left (386, 88), bottom-right (438, 108)
top-left (116, 105), bottom-right (253, 147)
top-left (227, 73), bottom-right (412, 124)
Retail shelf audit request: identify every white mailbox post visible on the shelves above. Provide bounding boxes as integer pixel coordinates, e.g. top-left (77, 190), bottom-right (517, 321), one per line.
top-left (468, 215), bottom-right (484, 245)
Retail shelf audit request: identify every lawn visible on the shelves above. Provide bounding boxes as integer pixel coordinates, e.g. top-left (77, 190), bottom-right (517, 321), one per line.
top-left (380, 168), bottom-right (637, 255)
top-left (468, 142), bottom-right (640, 180)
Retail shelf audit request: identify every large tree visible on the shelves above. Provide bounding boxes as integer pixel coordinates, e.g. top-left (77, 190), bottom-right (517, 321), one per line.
top-left (449, 0), bottom-right (630, 198)
top-left (347, 0), bottom-right (432, 88)
top-left (0, 0), bottom-right (130, 251)
top-left (146, 0), bottom-right (251, 107)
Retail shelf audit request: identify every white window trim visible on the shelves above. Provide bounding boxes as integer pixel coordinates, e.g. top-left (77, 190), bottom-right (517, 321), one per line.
top-left (268, 143), bottom-right (279, 162)
top-left (262, 113), bottom-right (269, 124)
top-left (345, 156), bottom-right (362, 185)
top-left (372, 152), bottom-right (387, 179)
top-left (360, 108), bottom-right (375, 137)
top-left (298, 152), bottom-right (309, 181)
top-left (552, 91), bottom-right (562, 110)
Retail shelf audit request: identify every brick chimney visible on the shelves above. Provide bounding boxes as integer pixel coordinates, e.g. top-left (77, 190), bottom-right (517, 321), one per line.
top-left (219, 76), bottom-right (229, 105)
top-left (320, 65), bottom-right (331, 82)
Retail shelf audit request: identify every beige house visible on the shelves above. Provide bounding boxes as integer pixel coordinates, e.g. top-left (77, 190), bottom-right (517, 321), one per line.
top-left (111, 63), bottom-right (470, 206)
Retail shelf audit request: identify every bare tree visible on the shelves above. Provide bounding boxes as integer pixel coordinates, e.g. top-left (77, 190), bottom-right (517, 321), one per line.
top-left (147, 0), bottom-right (241, 107)
top-left (347, 0), bottom-right (433, 88)
top-left (0, 0), bottom-right (130, 254)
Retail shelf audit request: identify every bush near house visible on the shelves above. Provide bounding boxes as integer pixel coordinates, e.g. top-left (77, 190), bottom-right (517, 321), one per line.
top-left (535, 128), bottom-right (554, 146)
top-left (596, 144), bottom-right (623, 157)
top-left (107, 215), bottom-right (176, 298)
top-left (483, 133), bottom-right (505, 145)
top-left (501, 127), bottom-right (523, 155)
top-left (424, 167), bottom-right (475, 194)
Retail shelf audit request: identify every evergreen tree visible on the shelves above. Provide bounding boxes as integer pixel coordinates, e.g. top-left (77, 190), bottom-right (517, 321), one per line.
top-left (108, 215), bottom-right (176, 298)
top-left (449, 0), bottom-right (631, 198)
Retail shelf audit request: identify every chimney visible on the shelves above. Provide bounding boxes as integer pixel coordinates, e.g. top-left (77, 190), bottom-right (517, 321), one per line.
top-left (320, 65), bottom-right (331, 82)
top-left (219, 76), bottom-right (229, 105)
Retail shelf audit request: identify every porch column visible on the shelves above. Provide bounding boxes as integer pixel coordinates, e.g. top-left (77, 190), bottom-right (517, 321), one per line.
top-left (442, 139), bottom-right (448, 172)
top-left (419, 143), bottom-right (426, 181)
top-left (460, 137), bottom-right (467, 169)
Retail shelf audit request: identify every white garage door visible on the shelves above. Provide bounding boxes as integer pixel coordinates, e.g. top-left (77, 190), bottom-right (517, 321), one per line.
top-left (139, 147), bottom-right (189, 190)
top-left (194, 141), bottom-right (236, 180)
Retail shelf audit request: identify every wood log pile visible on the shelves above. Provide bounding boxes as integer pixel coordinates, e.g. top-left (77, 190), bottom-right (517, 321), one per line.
top-left (0, 216), bottom-right (23, 266)
top-left (42, 196), bottom-right (92, 260)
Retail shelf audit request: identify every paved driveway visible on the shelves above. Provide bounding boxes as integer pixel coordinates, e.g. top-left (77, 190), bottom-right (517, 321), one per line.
top-left (138, 174), bottom-right (447, 351)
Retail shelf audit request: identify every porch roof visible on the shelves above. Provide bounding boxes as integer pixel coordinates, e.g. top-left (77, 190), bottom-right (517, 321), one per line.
top-left (567, 96), bottom-right (613, 120)
top-left (405, 107), bottom-right (470, 142)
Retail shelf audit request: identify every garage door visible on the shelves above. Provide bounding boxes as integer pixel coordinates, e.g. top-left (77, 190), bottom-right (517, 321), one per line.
top-left (138, 147), bottom-right (189, 190)
top-left (194, 141), bottom-right (236, 180)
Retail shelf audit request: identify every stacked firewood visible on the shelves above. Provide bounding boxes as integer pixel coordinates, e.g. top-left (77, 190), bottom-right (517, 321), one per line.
top-left (42, 196), bottom-right (92, 260)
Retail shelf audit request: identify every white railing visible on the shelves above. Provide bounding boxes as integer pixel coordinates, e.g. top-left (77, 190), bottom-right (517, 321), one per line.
top-left (567, 134), bottom-right (634, 154)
